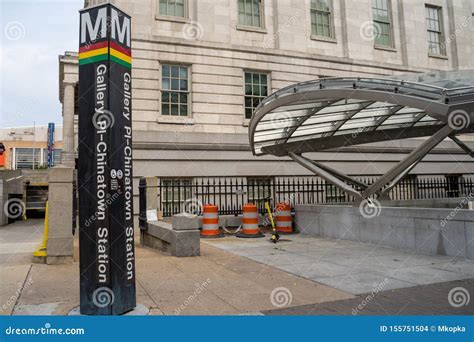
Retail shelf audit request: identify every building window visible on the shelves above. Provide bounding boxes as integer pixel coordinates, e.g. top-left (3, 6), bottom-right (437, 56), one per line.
top-left (159, 0), bottom-right (186, 18)
top-left (425, 5), bottom-right (446, 55)
top-left (161, 64), bottom-right (189, 117)
top-left (372, 0), bottom-right (393, 47)
top-left (14, 148), bottom-right (42, 170)
top-left (244, 72), bottom-right (268, 119)
top-left (238, 0), bottom-right (263, 28)
top-left (310, 0), bottom-right (333, 38)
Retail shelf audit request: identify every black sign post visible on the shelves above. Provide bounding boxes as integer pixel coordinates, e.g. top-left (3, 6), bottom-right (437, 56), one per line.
top-left (78, 3), bottom-right (136, 315)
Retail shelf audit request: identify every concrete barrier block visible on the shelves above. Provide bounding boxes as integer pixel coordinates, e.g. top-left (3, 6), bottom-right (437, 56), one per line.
top-left (320, 212), bottom-right (360, 242)
top-left (360, 215), bottom-right (415, 250)
top-left (295, 204), bottom-right (473, 260)
top-left (465, 222), bottom-right (474, 259)
top-left (171, 230), bottom-right (200, 257)
top-left (147, 221), bottom-right (173, 242)
top-left (414, 218), bottom-right (466, 258)
top-left (144, 220), bottom-right (200, 257)
top-left (295, 210), bottom-right (321, 235)
top-left (47, 237), bottom-right (74, 257)
top-left (48, 166), bottom-right (74, 183)
top-left (172, 213), bottom-right (200, 231)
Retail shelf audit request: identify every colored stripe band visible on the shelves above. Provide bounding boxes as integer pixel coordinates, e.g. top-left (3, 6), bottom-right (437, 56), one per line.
top-left (110, 48), bottom-right (132, 64)
top-left (79, 54), bottom-right (108, 65)
top-left (110, 41), bottom-right (131, 57)
top-left (79, 42), bottom-right (132, 68)
top-left (79, 41), bottom-right (108, 54)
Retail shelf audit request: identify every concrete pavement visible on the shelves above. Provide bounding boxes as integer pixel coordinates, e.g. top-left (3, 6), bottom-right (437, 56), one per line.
top-left (1, 219), bottom-right (473, 315)
top-left (206, 235), bottom-right (474, 295)
top-left (0, 220), bottom-right (352, 315)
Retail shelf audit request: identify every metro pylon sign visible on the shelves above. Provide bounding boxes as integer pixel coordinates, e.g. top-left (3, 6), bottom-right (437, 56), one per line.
top-left (78, 3), bottom-right (136, 315)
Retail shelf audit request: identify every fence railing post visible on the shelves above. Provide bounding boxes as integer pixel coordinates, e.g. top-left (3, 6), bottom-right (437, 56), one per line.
top-left (139, 177), bottom-right (147, 231)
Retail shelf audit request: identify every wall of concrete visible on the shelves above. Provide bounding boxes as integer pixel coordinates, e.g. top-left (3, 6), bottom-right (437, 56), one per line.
top-left (379, 198), bottom-right (473, 209)
top-left (0, 170), bottom-right (23, 227)
top-left (295, 204), bottom-right (474, 259)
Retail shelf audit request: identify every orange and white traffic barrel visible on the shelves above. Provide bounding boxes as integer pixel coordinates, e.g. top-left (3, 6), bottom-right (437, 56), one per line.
top-left (276, 202), bottom-right (293, 234)
top-left (201, 204), bottom-right (222, 238)
top-left (237, 203), bottom-right (263, 238)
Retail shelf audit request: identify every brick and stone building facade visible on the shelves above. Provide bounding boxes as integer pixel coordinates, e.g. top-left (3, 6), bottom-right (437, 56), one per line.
top-left (59, 0), bottom-right (474, 195)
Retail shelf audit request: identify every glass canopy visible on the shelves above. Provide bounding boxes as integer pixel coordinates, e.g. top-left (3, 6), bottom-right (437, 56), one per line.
top-left (249, 71), bottom-right (474, 157)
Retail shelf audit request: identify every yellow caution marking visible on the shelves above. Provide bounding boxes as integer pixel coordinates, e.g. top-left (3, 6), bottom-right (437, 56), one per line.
top-left (33, 202), bottom-right (49, 257)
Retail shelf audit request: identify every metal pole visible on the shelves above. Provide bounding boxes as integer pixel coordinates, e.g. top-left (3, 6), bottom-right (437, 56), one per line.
top-left (288, 152), bottom-right (364, 200)
top-left (363, 124), bottom-right (454, 198)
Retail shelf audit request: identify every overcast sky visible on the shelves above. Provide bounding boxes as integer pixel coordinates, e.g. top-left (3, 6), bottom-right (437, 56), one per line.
top-left (0, 0), bottom-right (83, 128)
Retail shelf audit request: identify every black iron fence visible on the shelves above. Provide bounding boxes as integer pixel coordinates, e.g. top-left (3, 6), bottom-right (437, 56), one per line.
top-left (139, 175), bottom-right (474, 219)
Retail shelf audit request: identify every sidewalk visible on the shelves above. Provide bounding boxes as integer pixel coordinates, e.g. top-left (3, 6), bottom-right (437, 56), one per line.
top-left (0, 220), bottom-right (352, 315)
top-left (1, 219), bottom-right (473, 315)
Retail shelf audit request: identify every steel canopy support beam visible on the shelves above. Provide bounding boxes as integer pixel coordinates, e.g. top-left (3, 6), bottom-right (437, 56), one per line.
top-left (288, 152), bottom-right (364, 200)
top-left (363, 124), bottom-right (455, 198)
top-left (378, 162), bottom-right (418, 197)
top-left (308, 159), bottom-right (368, 189)
top-left (450, 135), bottom-right (474, 158)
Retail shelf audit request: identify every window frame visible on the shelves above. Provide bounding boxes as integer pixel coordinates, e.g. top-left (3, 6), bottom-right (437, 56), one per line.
top-left (14, 147), bottom-right (43, 170)
top-left (425, 4), bottom-right (447, 57)
top-left (160, 63), bottom-right (191, 119)
top-left (310, 0), bottom-right (336, 41)
top-left (243, 70), bottom-right (270, 121)
top-left (156, 0), bottom-right (189, 22)
top-left (237, 0), bottom-right (266, 32)
top-left (372, 0), bottom-right (395, 50)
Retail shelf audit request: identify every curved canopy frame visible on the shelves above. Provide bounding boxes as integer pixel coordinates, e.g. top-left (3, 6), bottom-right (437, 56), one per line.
top-left (249, 74), bottom-right (474, 201)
